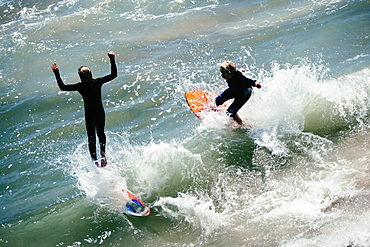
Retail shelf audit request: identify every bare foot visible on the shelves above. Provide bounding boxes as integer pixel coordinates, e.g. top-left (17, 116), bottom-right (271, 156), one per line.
top-left (101, 152), bottom-right (107, 167)
top-left (232, 114), bottom-right (243, 125)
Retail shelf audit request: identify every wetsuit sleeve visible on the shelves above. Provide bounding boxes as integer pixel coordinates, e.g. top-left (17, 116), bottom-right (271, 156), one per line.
top-left (231, 71), bottom-right (257, 88)
top-left (247, 78), bottom-right (257, 87)
top-left (240, 73), bottom-right (257, 87)
top-left (53, 69), bottom-right (79, 91)
top-left (97, 56), bottom-right (117, 85)
top-left (240, 77), bottom-right (257, 88)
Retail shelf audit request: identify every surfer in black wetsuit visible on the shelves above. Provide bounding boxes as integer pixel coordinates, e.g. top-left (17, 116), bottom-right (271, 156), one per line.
top-left (51, 52), bottom-right (117, 167)
top-left (215, 61), bottom-right (261, 125)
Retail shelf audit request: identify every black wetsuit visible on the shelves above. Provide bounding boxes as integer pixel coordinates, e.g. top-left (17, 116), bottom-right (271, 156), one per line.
top-left (215, 70), bottom-right (256, 117)
top-left (53, 56), bottom-right (117, 160)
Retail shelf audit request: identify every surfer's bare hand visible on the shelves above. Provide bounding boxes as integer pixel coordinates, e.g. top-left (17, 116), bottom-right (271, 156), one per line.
top-left (255, 82), bottom-right (262, 89)
top-left (108, 51), bottom-right (115, 58)
top-left (51, 63), bottom-right (58, 70)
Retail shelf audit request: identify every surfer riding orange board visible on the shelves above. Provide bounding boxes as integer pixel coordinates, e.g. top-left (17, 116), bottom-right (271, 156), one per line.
top-left (185, 90), bottom-right (253, 128)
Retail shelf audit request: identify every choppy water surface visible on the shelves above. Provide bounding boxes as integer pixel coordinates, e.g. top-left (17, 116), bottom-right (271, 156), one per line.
top-left (1, 0), bottom-right (369, 246)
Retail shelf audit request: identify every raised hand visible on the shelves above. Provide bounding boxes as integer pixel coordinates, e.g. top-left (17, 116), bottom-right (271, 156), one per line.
top-left (51, 63), bottom-right (58, 70)
top-left (108, 51), bottom-right (115, 58)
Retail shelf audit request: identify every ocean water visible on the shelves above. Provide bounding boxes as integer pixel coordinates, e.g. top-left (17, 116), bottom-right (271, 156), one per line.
top-left (0, 0), bottom-right (369, 246)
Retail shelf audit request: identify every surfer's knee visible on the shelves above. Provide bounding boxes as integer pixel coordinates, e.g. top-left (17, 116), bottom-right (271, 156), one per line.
top-left (215, 96), bottom-right (221, 106)
top-left (215, 95), bottom-right (225, 106)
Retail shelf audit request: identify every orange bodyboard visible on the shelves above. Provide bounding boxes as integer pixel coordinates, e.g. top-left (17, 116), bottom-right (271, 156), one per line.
top-left (185, 90), bottom-right (227, 120)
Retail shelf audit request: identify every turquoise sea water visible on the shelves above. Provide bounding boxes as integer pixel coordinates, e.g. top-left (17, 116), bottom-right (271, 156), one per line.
top-left (1, 0), bottom-right (369, 246)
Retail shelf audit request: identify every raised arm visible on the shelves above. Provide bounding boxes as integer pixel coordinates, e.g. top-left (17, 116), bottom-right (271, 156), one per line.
top-left (98, 52), bottom-right (117, 84)
top-left (51, 63), bottom-right (79, 91)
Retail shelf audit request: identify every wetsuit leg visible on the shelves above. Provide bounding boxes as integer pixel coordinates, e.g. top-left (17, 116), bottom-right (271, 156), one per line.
top-left (85, 115), bottom-right (97, 160)
top-left (96, 111), bottom-right (106, 155)
top-left (215, 88), bottom-right (233, 106)
top-left (226, 88), bottom-right (252, 117)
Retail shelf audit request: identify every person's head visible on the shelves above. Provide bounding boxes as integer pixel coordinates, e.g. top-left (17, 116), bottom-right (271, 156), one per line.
top-left (220, 61), bottom-right (236, 80)
top-left (78, 66), bottom-right (93, 82)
